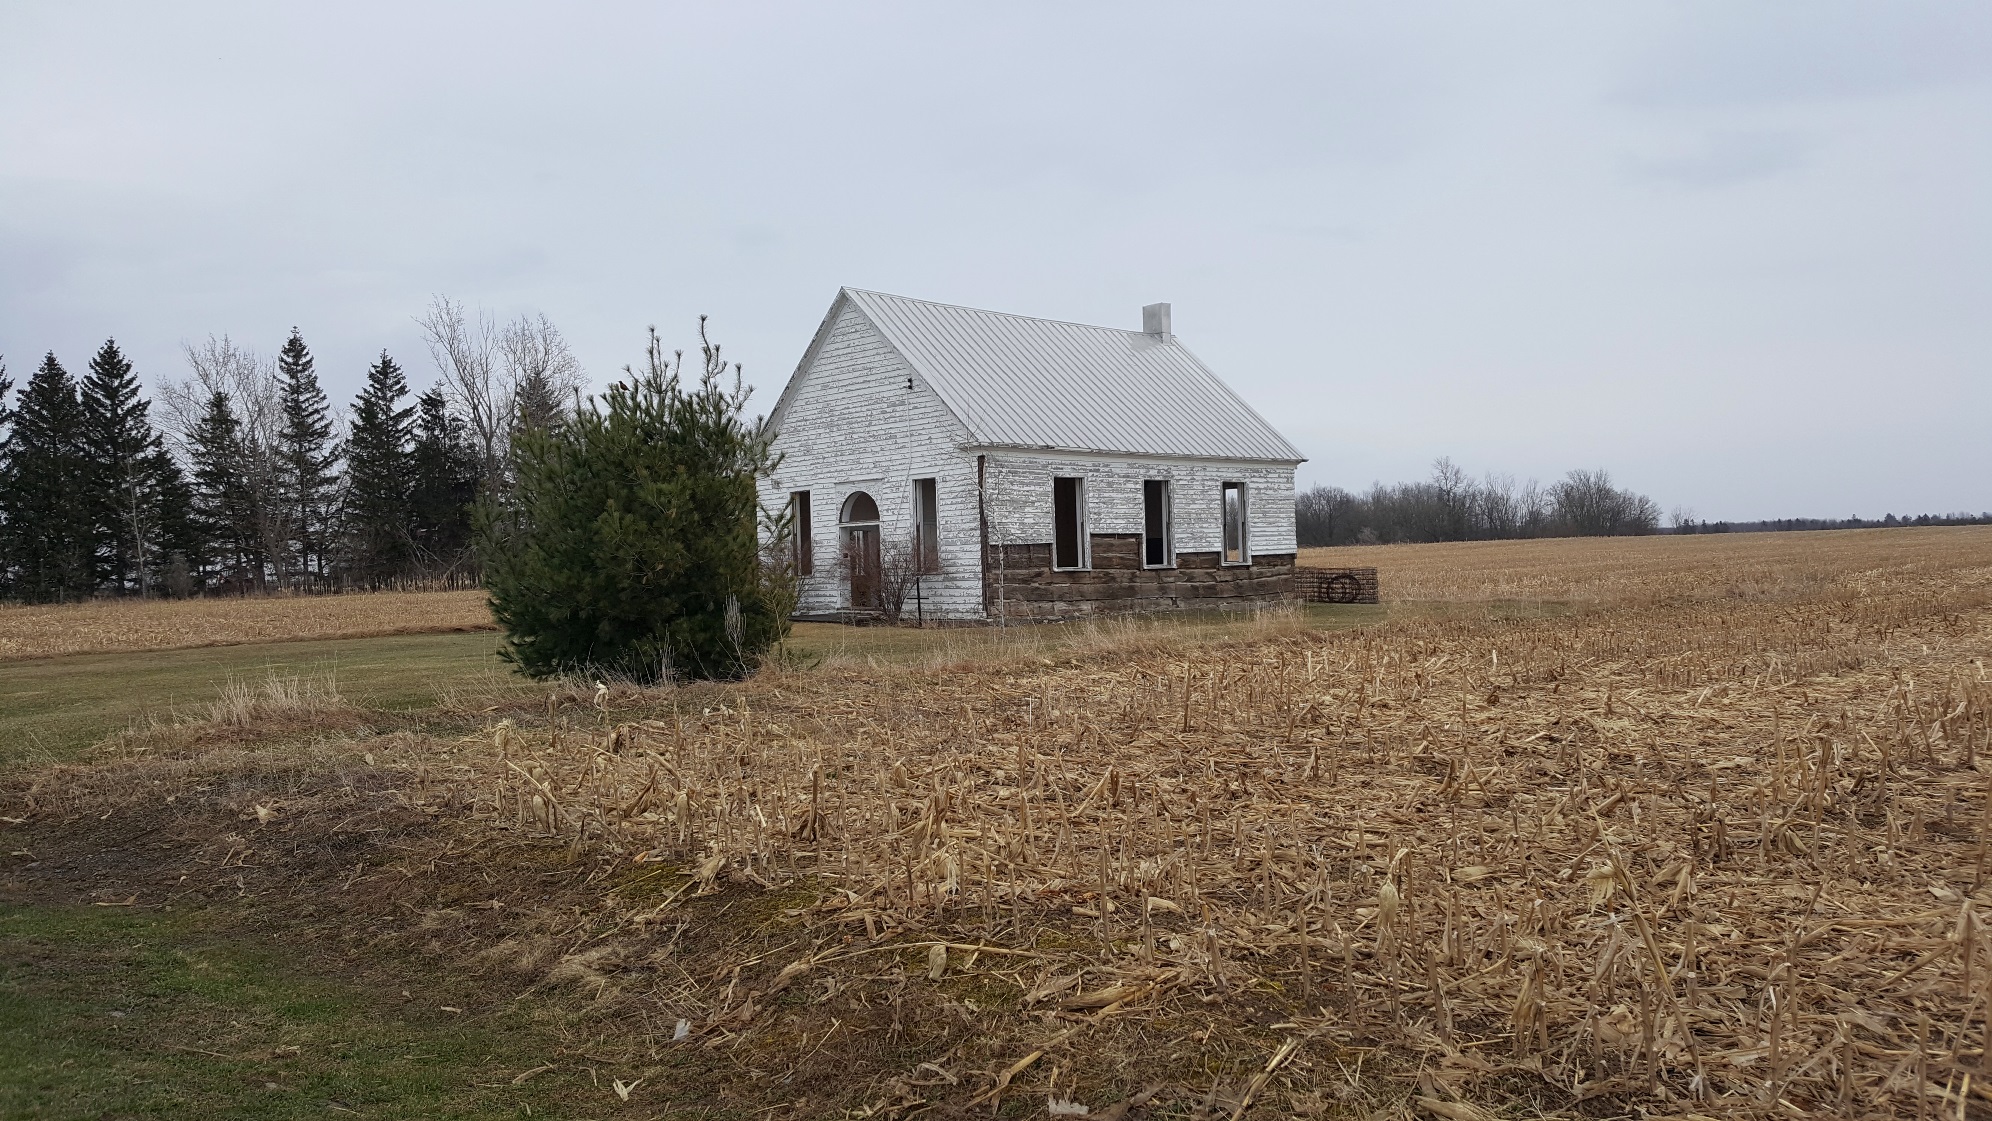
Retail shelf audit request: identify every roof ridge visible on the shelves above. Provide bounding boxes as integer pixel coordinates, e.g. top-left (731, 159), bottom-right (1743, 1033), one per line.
top-left (844, 287), bottom-right (1154, 339)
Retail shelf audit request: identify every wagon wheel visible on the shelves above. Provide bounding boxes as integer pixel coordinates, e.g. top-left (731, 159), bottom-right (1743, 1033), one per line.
top-left (1323, 573), bottom-right (1362, 604)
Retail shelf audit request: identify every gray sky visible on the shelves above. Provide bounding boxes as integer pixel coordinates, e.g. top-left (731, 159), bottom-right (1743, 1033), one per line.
top-left (4, 3), bottom-right (1987, 521)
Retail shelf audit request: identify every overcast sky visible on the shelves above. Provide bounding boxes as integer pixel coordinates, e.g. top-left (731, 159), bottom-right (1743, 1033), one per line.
top-left (3, 3), bottom-right (1987, 521)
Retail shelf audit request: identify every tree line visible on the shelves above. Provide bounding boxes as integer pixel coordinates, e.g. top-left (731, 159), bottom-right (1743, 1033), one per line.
top-left (0, 297), bottom-right (584, 602)
top-left (1296, 458), bottom-right (1662, 546)
top-left (1673, 512), bottom-right (1992, 534)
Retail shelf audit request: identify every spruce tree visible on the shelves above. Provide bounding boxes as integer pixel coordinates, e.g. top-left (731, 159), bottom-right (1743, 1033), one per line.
top-left (275, 328), bottom-right (338, 586)
top-left (343, 352), bottom-right (417, 586)
top-left (80, 339), bottom-right (171, 595)
top-left (512, 368), bottom-right (572, 439)
top-left (0, 356), bottom-right (13, 598)
top-left (0, 354), bottom-right (95, 602)
top-left (480, 320), bottom-right (786, 682)
top-left (188, 392), bottom-right (263, 592)
top-left (409, 388), bottom-right (478, 580)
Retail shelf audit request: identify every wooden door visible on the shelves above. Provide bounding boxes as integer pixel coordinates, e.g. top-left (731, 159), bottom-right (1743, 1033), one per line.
top-left (846, 526), bottom-right (880, 610)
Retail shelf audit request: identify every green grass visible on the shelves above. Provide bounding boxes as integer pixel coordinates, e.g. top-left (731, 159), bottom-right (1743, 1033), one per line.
top-left (0, 631), bottom-right (517, 768)
top-left (0, 902), bottom-right (618, 1120)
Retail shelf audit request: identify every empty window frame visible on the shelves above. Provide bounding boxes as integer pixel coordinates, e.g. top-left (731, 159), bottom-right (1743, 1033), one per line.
top-left (790, 490), bottom-right (814, 575)
top-left (1221, 482), bottom-right (1250, 565)
top-left (1142, 479), bottom-right (1174, 567)
top-left (912, 477), bottom-right (939, 573)
top-left (1052, 476), bottom-right (1088, 570)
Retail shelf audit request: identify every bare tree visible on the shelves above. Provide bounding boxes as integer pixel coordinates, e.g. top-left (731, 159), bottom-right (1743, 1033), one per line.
top-left (855, 534), bottom-right (934, 624)
top-left (161, 336), bottom-right (294, 587)
top-left (417, 296), bottom-right (505, 495)
top-left (500, 313), bottom-right (584, 435)
top-left (1550, 469), bottom-right (1660, 536)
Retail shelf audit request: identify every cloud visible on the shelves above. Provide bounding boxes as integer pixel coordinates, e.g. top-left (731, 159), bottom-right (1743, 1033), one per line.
top-left (1613, 3), bottom-right (1992, 108)
top-left (1625, 131), bottom-right (1814, 188)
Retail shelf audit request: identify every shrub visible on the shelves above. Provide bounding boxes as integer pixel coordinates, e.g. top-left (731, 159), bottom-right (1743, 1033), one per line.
top-left (480, 319), bottom-right (789, 682)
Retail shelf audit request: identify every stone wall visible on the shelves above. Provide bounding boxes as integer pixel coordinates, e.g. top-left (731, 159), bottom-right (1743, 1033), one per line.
top-left (984, 534), bottom-right (1296, 621)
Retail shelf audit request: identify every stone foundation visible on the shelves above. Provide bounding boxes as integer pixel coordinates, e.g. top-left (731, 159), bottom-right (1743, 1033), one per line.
top-left (983, 534), bottom-right (1296, 621)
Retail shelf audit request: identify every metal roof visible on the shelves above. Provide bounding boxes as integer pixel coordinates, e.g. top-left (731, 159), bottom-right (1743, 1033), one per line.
top-left (804, 289), bottom-right (1305, 463)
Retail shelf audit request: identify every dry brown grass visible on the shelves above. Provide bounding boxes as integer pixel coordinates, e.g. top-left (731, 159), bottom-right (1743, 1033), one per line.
top-left (0, 589), bottom-right (495, 661)
top-left (1302, 524), bottom-right (1992, 607)
top-left (20, 527), bottom-right (1992, 1117)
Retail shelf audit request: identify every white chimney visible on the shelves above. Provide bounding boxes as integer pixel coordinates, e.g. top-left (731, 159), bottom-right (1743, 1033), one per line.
top-left (1142, 302), bottom-right (1172, 339)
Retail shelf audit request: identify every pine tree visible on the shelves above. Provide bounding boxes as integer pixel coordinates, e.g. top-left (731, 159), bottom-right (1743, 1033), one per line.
top-left (480, 321), bottom-right (786, 682)
top-left (342, 352), bottom-right (417, 586)
top-left (0, 354), bottom-right (96, 602)
top-left (275, 328), bottom-right (339, 587)
top-left (409, 388), bottom-right (479, 581)
top-left (0, 356), bottom-right (13, 599)
top-left (79, 339), bottom-right (171, 595)
top-left (188, 391), bottom-right (263, 592)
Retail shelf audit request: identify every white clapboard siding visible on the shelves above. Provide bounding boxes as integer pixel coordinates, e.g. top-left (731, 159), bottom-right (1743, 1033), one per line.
top-left (980, 453), bottom-right (1297, 557)
top-left (760, 301), bottom-right (986, 618)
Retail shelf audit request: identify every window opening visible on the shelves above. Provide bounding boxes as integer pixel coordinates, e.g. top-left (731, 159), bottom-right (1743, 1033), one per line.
top-left (790, 491), bottom-right (814, 575)
top-left (1052, 476), bottom-right (1087, 570)
top-left (1143, 480), bottom-right (1173, 567)
top-left (913, 477), bottom-right (939, 574)
top-left (839, 491), bottom-right (882, 610)
top-left (1221, 482), bottom-right (1249, 565)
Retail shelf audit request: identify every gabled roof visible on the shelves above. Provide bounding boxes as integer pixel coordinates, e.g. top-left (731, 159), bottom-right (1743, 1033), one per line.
top-left (773, 288), bottom-right (1305, 464)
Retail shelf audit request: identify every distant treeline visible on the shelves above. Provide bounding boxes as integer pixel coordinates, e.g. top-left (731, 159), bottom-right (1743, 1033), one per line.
top-left (0, 298), bottom-right (584, 603)
top-left (1672, 512), bottom-right (1992, 534)
top-left (1297, 459), bottom-right (1661, 547)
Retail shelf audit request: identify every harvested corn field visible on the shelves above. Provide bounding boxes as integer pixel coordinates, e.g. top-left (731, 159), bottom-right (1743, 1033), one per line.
top-left (16, 528), bottom-right (1992, 1117)
top-left (1302, 524), bottom-right (1992, 607)
top-left (0, 588), bottom-right (496, 660)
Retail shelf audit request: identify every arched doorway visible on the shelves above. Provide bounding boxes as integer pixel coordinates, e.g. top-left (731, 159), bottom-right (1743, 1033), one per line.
top-left (839, 491), bottom-right (881, 610)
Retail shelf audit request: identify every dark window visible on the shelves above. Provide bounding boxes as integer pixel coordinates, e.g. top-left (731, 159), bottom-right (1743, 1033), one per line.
top-left (913, 477), bottom-right (939, 573)
top-left (1143, 480), bottom-right (1173, 567)
top-left (791, 490), bottom-right (813, 575)
top-left (1222, 482), bottom-right (1249, 565)
top-left (1052, 476), bottom-right (1087, 570)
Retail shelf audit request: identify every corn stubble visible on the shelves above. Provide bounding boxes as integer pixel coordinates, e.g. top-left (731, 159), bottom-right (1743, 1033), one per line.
top-left (0, 588), bottom-right (493, 660)
top-left (423, 529), bottom-right (1992, 1116)
top-left (243, 531), bottom-right (1992, 1113)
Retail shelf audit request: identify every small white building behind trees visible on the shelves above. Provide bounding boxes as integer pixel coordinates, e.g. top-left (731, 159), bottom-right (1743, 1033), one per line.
top-left (760, 289), bottom-right (1305, 622)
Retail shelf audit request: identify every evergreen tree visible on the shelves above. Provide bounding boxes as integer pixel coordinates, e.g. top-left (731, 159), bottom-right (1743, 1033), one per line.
top-left (342, 352), bottom-right (417, 586)
top-left (187, 391), bottom-right (264, 592)
top-left (480, 320), bottom-right (786, 682)
top-left (512, 368), bottom-right (572, 439)
top-left (275, 328), bottom-right (339, 586)
top-left (0, 356), bottom-right (13, 598)
top-left (408, 388), bottom-right (478, 580)
top-left (0, 354), bottom-right (96, 602)
top-left (79, 339), bottom-right (171, 594)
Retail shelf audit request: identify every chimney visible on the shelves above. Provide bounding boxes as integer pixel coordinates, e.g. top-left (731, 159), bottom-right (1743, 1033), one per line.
top-left (1142, 302), bottom-right (1172, 339)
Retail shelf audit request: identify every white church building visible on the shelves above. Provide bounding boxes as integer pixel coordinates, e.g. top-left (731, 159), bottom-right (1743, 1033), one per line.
top-left (760, 289), bottom-right (1305, 622)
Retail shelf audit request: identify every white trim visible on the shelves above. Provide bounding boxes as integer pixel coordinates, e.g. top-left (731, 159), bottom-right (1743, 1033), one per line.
top-left (1052, 475), bottom-right (1090, 571)
top-left (961, 442), bottom-right (1303, 466)
top-left (1142, 478), bottom-right (1175, 569)
top-left (1220, 480), bottom-right (1251, 566)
